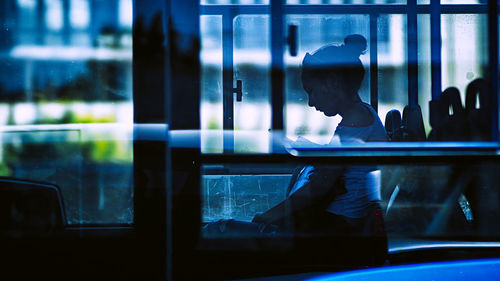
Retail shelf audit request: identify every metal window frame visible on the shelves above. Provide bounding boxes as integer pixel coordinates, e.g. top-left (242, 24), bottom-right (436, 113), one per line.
top-left (200, 2), bottom-right (498, 148)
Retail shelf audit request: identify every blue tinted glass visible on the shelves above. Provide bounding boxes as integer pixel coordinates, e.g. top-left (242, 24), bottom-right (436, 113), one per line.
top-left (201, 162), bottom-right (500, 239)
top-left (1, 0), bottom-right (133, 224)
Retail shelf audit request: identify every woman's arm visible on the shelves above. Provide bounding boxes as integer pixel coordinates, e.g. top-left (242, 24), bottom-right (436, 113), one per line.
top-left (252, 166), bottom-right (346, 225)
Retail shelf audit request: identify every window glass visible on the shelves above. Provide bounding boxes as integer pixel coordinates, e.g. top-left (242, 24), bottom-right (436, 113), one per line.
top-left (45, 0), bottom-right (63, 32)
top-left (377, 14), bottom-right (432, 135)
top-left (0, 0), bottom-right (133, 224)
top-left (119, 0), bottom-right (133, 29)
top-left (441, 14), bottom-right (488, 106)
top-left (418, 14), bottom-right (432, 135)
top-left (201, 15), bottom-right (223, 153)
top-left (17, 0), bottom-right (37, 34)
top-left (200, 11), bottom-right (495, 151)
top-left (234, 15), bottom-right (271, 153)
top-left (203, 170), bottom-right (291, 222)
top-left (377, 14), bottom-right (409, 135)
top-left (200, 15), bottom-right (271, 154)
top-left (201, 162), bottom-right (500, 240)
top-left (70, 0), bottom-right (90, 29)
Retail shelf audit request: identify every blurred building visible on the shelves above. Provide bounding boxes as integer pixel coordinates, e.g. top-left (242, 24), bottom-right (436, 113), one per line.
top-left (0, 0), bottom-right (132, 103)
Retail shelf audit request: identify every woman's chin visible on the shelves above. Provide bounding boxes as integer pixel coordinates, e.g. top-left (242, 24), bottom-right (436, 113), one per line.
top-left (323, 111), bottom-right (337, 117)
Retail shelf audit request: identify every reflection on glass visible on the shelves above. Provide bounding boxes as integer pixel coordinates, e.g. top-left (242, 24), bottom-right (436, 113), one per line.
top-left (201, 15), bottom-right (223, 153)
top-left (203, 173), bottom-right (290, 222)
top-left (418, 14), bottom-right (431, 135)
top-left (202, 162), bottom-right (500, 239)
top-left (202, 163), bottom-right (386, 243)
top-left (442, 14), bottom-right (488, 104)
top-left (377, 14), bottom-right (408, 135)
top-left (234, 15), bottom-right (271, 153)
top-left (70, 0), bottom-right (90, 29)
top-left (0, 1), bottom-right (133, 224)
top-left (45, 0), bottom-right (63, 32)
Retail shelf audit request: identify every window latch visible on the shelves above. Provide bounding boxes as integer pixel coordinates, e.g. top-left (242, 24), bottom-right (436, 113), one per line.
top-left (233, 79), bottom-right (243, 102)
top-left (288, 24), bottom-right (298, 57)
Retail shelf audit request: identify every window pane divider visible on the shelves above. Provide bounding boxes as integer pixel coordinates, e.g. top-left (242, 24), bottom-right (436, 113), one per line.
top-left (408, 0), bottom-right (418, 107)
top-left (223, 12), bottom-right (236, 153)
top-left (271, 0), bottom-right (285, 153)
top-left (201, 4), bottom-right (488, 15)
top-left (370, 13), bottom-right (378, 113)
top-left (488, 0), bottom-right (499, 141)
top-left (430, 0), bottom-right (442, 101)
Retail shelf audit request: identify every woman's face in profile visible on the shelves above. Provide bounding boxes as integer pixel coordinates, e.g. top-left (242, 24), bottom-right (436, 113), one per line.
top-left (302, 73), bottom-right (344, 117)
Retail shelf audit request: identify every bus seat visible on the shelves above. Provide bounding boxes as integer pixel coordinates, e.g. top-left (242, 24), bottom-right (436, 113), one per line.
top-left (384, 109), bottom-right (404, 141)
top-left (402, 105), bottom-right (426, 141)
top-left (465, 78), bottom-right (490, 141)
top-left (381, 105), bottom-right (426, 217)
top-left (0, 178), bottom-right (65, 237)
top-left (428, 87), bottom-right (467, 141)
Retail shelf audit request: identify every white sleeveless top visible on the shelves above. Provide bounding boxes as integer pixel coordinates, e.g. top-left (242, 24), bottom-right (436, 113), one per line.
top-left (290, 103), bottom-right (387, 218)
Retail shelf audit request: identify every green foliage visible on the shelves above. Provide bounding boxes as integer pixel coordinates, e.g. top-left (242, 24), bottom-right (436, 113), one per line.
top-left (86, 138), bottom-right (132, 163)
top-left (2, 103), bottom-right (131, 174)
top-left (35, 109), bottom-right (116, 125)
top-left (0, 162), bottom-right (12, 176)
top-left (207, 115), bottom-right (221, 130)
top-left (72, 113), bottom-right (116, 123)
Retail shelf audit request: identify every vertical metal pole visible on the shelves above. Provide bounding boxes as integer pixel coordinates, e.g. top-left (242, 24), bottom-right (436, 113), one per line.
top-left (370, 13), bottom-right (379, 113)
top-left (36, 0), bottom-right (45, 45)
top-left (62, 0), bottom-right (71, 45)
top-left (223, 10), bottom-right (235, 153)
top-left (271, 0), bottom-right (284, 151)
top-left (169, 0), bottom-right (200, 279)
top-left (407, 0), bottom-right (419, 107)
top-left (164, 8), bottom-right (172, 281)
top-left (488, 0), bottom-right (499, 141)
top-left (430, 0), bottom-right (442, 101)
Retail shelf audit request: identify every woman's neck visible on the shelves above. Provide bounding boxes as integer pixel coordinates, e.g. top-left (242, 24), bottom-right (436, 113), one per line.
top-left (339, 101), bottom-right (374, 127)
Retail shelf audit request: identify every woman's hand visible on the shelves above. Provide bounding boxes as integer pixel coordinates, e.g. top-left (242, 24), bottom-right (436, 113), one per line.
top-left (252, 212), bottom-right (266, 224)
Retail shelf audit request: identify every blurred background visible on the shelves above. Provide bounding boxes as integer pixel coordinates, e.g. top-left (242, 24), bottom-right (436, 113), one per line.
top-left (0, 0), bottom-right (133, 225)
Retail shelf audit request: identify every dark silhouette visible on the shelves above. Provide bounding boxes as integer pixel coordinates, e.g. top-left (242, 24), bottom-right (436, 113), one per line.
top-left (429, 87), bottom-right (467, 141)
top-left (383, 78), bottom-right (492, 236)
top-left (251, 35), bottom-right (387, 235)
top-left (466, 78), bottom-right (491, 141)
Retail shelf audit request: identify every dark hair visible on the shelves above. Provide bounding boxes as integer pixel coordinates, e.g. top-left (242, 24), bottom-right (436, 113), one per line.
top-left (301, 34), bottom-right (367, 96)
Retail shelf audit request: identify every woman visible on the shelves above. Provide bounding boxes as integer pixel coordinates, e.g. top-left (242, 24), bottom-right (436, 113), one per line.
top-left (252, 34), bottom-right (387, 235)
top-left (300, 34), bottom-right (387, 143)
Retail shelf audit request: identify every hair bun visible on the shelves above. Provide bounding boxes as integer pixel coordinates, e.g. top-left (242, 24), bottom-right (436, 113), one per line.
top-left (344, 34), bottom-right (367, 56)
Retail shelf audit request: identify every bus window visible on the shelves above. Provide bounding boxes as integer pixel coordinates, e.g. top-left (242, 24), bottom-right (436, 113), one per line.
top-left (200, 1), bottom-right (497, 150)
top-left (185, 0), bottom-right (500, 279)
top-left (200, 161), bottom-right (500, 239)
